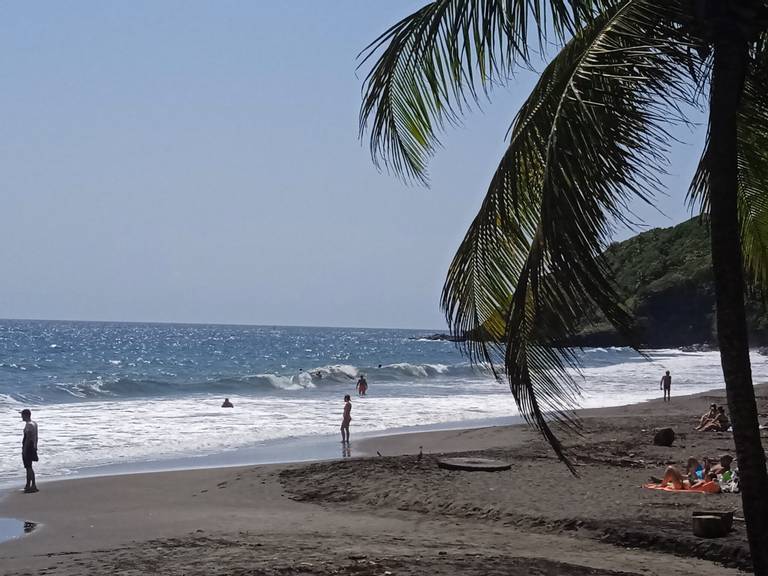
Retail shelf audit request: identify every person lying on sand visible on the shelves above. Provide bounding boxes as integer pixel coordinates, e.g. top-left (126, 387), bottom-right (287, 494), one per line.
top-left (655, 457), bottom-right (718, 491)
top-left (646, 456), bottom-right (724, 493)
top-left (695, 403), bottom-right (717, 430)
top-left (699, 406), bottom-right (730, 432)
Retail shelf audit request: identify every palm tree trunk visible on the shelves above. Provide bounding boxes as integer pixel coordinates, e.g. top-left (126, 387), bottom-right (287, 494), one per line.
top-left (709, 28), bottom-right (768, 575)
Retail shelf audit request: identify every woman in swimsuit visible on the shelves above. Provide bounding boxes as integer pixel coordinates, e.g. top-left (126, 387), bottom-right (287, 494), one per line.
top-left (340, 395), bottom-right (352, 443)
top-left (700, 406), bottom-right (730, 432)
top-left (660, 457), bottom-right (716, 490)
top-left (695, 404), bottom-right (717, 430)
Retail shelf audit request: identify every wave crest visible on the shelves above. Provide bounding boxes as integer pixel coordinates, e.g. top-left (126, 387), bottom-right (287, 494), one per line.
top-left (3, 361), bottom-right (491, 403)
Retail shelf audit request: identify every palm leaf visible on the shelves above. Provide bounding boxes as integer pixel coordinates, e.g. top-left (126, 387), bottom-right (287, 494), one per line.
top-left (737, 57), bottom-right (768, 288)
top-left (358, 0), bottom-right (611, 183)
top-left (441, 0), bottom-right (699, 469)
top-left (688, 38), bottom-right (768, 287)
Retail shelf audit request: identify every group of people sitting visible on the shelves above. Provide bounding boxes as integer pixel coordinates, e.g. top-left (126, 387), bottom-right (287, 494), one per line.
top-left (695, 403), bottom-right (730, 432)
top-left (654, 454), bottom-right (737, 493)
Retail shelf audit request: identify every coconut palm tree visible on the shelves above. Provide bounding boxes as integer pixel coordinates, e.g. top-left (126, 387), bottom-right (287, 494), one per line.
top-left (359, 0), bottom-right (768, 571)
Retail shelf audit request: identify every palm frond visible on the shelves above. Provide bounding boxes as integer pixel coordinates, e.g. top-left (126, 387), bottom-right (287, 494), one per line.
top-left (358, 0), bottom-right (611, 183)
top-left (441, 0), bottom-right (699, 469)
top-left (688, 38), bottom-right (768, 287)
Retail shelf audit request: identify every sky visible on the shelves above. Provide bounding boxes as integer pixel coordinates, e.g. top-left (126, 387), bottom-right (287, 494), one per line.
top-left (0, 1), bottom-right (707, 330)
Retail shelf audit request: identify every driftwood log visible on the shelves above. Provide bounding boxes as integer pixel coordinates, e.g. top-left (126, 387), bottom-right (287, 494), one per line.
top-left (436, 457), bottom-right (512, 472)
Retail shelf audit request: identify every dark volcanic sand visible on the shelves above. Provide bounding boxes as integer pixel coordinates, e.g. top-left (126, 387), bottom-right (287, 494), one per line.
top-left (1, 384), bottom-right (765, 575)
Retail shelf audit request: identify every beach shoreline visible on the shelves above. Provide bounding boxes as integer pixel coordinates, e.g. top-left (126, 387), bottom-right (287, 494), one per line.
top-left (1, 381), bottom-right (744, 492)
top-left (5, 336), bottom-right (767, 490)
top-left (1, 384), bottom-right (767, 575)
top-left (0, 413), bottom-right (524, 492)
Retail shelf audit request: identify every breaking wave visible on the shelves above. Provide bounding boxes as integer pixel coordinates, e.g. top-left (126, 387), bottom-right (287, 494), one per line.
top-left (2, 362), bottom-right (491, 404)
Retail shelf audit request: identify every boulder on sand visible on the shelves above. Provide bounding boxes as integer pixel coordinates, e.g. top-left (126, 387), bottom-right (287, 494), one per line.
top-left (653, 427), bottom-right (675, 447)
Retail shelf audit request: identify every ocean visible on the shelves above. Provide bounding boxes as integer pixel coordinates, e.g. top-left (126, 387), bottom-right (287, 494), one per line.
top-left (2, 319), bottom-right (767, 486)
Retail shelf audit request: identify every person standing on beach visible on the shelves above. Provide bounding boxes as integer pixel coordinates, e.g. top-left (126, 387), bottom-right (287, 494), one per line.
top-left (660, 370), bottom-right (672, 403)
top-left (20, 409), bottom-right (38, 493)
top-left (340, 394), bottom-right (352, 443)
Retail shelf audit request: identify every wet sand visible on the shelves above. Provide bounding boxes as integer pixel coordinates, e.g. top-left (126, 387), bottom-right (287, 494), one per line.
top-left (1, 384), bottom-right (767, 575)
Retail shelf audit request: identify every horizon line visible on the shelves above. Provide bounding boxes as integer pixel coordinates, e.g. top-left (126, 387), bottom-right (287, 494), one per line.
top-left (0, 316), bottom-right (448, 334)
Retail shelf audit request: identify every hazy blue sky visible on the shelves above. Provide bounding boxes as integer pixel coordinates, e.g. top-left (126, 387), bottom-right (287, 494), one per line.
top-left (0, 2), bottom-right (706, 329)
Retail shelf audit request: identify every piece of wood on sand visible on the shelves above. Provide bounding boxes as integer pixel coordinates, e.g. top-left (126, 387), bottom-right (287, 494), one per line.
top-left (436, 457), bottom-right (512, 472)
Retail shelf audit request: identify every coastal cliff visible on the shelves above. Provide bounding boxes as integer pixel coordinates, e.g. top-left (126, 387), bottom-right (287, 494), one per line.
top-left (422, 218), bottom-right (768, 348)
top-left (573, 217), bottom-right (768, 347)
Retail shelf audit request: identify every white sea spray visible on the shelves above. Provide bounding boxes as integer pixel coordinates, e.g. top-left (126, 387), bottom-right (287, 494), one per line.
top-left (1, 320), bottom-right (767, 486)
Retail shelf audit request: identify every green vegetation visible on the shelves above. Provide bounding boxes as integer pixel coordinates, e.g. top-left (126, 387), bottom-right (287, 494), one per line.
top-left (573, 218), bottom-right (768, 347)
top-left (606, 217), bottom-right (713, 298)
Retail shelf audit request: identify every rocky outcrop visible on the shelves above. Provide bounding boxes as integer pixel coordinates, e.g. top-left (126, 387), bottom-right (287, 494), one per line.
top-left (425, 218), bottom-right (768, 349)
top-left (570, 218), bottom-right (768, 348)
top-left (410, 333), bottom-right (465, 342)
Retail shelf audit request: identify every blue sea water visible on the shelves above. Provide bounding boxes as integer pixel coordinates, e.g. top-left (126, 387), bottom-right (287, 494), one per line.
top-left (0, 320), bottom-right (485, 403)
top-left (1, 319), bottom-right (767, 486)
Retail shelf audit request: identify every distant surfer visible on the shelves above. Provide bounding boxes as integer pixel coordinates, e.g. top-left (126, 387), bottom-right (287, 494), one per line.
top-left (20, 409), bottom-right (38, 493)
top-left (356, 374), bottom-right (368, 396)
top-left (660, 370), bottom-right (671, 403)
top-left (341, 395), bottom-right (352, 443)
top-left (221, 398), bottom-right (234, 408)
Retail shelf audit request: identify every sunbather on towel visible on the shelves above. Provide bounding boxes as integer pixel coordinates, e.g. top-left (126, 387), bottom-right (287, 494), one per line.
top-left (658, 457), bottom-right (720, 492)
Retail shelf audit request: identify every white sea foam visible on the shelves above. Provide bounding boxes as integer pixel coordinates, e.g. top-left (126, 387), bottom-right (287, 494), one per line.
top-left (307, 364), bottom-right (359, 381)
top-left (1, 348), bottom-right (766, 486)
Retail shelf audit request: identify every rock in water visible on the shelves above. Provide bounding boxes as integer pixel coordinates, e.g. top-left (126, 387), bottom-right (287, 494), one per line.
top-left (653, 427), bottom-right (675, 447)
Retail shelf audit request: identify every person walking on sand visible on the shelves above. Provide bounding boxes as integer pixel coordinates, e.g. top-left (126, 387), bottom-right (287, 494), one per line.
top-left (660, 370), bottom-right (671, 403)
top-left (340, 394), bottom-right (352, 443)
top-left (20, 409), bottom-right (38, 493)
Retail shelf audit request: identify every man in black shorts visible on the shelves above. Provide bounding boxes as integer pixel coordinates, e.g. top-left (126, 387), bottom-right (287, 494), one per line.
top-left (660, 370), bottom-right (672, 403)
top-left (21, 409), bottom-right (39, 493)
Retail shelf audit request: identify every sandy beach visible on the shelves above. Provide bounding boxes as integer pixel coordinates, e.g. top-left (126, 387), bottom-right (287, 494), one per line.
top-left (2, 385), bottom-right (767, 575)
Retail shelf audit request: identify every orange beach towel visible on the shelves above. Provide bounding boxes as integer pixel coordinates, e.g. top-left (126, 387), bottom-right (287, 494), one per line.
top-left (643, 481), bottom-right (720, 494)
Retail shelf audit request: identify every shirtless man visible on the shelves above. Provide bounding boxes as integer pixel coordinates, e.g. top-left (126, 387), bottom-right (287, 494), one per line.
top-left (340, 395), bottom-right (352, 443)
top-left (21, 409), bottom-right (38, 493)
top-left (660, 370), bottom-right (672, 403)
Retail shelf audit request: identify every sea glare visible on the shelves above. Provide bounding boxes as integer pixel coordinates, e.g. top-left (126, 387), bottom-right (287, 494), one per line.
top-left (2, 319), bottom-right (767, 486)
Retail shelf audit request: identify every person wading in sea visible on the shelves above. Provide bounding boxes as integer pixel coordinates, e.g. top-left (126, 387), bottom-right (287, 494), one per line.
top-left (20, 409), bottom-right (38, 493)
top-left (356, 374), bottom-right (368, 396)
